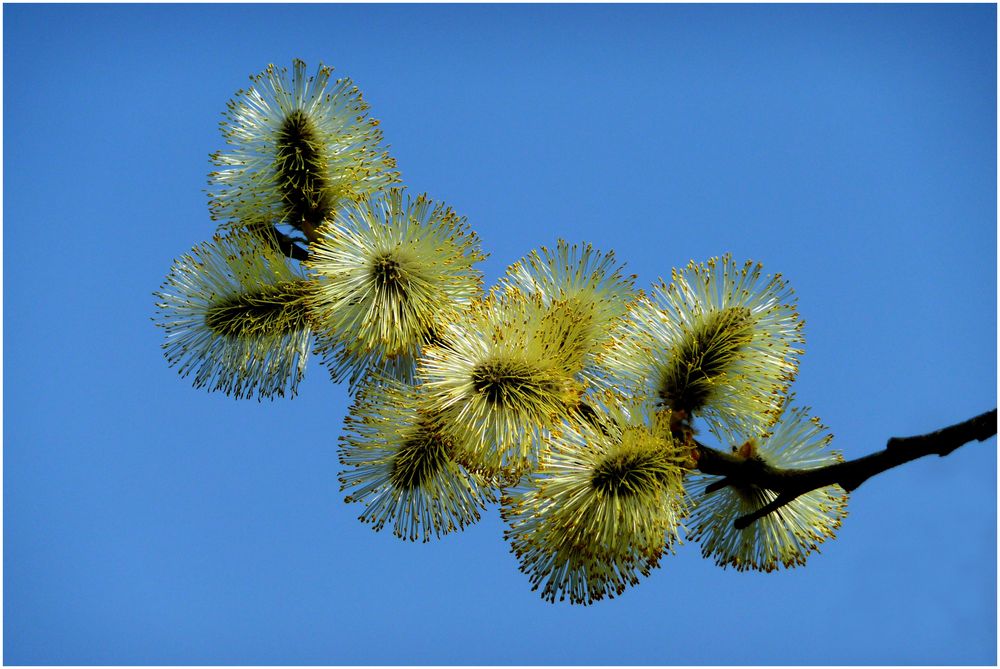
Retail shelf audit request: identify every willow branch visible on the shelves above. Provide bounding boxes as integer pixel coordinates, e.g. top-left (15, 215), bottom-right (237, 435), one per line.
top-left (264, 224), bottom-right (310, 262)
top-left (693, 408), bottom-right (997, 529)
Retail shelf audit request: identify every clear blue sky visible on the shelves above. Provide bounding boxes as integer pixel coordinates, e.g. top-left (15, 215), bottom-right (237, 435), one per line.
top-left (4, 3), bottom-right (996, 664)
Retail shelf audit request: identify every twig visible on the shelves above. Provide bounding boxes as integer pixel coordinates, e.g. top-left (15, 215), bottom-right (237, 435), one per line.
top-left (264, 225), bottom-right (310, 262)
top-left (693, 408), bottom-right (997, 529)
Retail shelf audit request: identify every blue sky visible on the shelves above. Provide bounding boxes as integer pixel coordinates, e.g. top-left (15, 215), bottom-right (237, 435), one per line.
top-left (3, 3), bottom-right (996, 665)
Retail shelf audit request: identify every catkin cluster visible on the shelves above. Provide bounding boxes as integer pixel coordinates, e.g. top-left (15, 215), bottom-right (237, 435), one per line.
top-left (154, 60), bottom-right (848, 605)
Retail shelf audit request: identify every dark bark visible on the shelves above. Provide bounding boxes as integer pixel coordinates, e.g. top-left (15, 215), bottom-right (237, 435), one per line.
top-left (693, 408), bottom-right (997, 529)
top-left (264, 225), bottom-right (310, 262)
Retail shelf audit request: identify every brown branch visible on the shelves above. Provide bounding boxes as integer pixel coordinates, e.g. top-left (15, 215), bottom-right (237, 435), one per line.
top-left (263, 224), bottom-right (310, 262)
top-left (693, 408), bottom-right (997, 529)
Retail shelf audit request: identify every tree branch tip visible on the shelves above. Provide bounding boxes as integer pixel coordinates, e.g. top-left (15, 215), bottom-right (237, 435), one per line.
top-left (974, 408), bottom-right (998, 441)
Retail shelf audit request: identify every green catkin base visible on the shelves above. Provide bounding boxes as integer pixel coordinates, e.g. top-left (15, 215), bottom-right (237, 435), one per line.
top-left (204, 280), bottom-right (313, 338)
top-left (471, 359), bottom-right (555, 408)
top-left (590, 445), bottom-right (673, 497)
top-left (371, 255), bottom-right (408, 301)
top-left (275, 109), bottom-right (336, 232)
top-left (659, 306), bottom-right (754, 413)
top-left (388, 427), bottom-right (452, 490)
